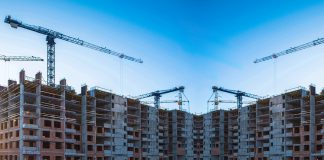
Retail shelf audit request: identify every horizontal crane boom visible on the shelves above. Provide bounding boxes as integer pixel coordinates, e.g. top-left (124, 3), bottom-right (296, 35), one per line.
top-left (141, 100), bottom-right (189, 104)
top-left (0, 54), bottom-right (43, 62)
top-left (212, 100), bottom-right (255, 104)
top-left (135, 86), bottom-right (184, 100)
top-left (254, 38), bottom-right (324, 63)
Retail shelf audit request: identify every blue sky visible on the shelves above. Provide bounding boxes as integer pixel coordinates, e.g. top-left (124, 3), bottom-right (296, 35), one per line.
top-left (1, 0), bottom-right (324, 113)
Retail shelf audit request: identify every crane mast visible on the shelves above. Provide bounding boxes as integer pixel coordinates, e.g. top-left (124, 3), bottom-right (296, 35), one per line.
top-left (207, 86), bottom-right (219, 110)
top-left (254, 37), bottom-right (324, 63)
top-left (5, 15), bottom-right (143, 87)
top-left (0, 54), bottom-right (43, 62)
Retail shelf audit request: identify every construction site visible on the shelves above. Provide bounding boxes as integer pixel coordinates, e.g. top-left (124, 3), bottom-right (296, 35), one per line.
top-left (2, 69), bottom-right (324, 160)
top-left (1, 4), bottom-right (324, 160)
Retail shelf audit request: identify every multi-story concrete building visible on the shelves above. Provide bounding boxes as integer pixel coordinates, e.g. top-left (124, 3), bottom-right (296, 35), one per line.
top-left (3, 70), bottom-right (324, 160)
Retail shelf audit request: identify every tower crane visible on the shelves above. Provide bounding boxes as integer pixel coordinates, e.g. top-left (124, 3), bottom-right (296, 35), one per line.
top-left (0, 54), bottom-right (43, 62)
top-left (254, 37), bottom-right (324, 63)
top-left (207, 87), bottom-right (255, 111)
top-left (134, 86), bottom-right (189, 110)
top-left (211, 86), bottom-right (261, 109)
top-left (0, 54), bottom-right (43, 80)
top-left (4, 16), bottom-right (143, 87)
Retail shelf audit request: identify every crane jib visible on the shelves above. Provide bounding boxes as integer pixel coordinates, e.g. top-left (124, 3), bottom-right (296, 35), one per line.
top-left (0, 54), bottom-right (43, 62)
top-left (254, 37), bottom-right (324, 63)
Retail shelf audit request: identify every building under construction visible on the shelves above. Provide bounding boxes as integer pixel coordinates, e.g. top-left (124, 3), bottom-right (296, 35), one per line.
top-left (1, 70), bottom-right (324, 160)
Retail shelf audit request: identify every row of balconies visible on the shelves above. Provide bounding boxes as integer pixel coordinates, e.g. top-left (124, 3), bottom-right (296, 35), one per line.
top-left (22, 147), bottom-right (40, 155)
top-left (22, 135), bottom-right (39, 141)
top-left (22, 123), bottom-right (39, 129)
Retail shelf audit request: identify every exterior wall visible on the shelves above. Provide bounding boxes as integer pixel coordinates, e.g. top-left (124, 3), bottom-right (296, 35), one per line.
top-left (228, 109), bottom-right (238, 160)
top-left (141, 104), bottom-right (159, 160)
top-left (169, 110), bottom-right (186, 160)
top-left (184, 112), bottom-right (194, 159)
top-left (247, 104), bottom-right (256, 158)
top-left (148, 106), bottom-right (159, 159)
top-left (203, 112), bottom-right (212, 160)
top-left (111, 95), bottom-right (127, 159)
top-left (283, 89), bottom-right (309, 160)
top-left (238, 106), bottom-right (249, 159)
top-left (193, 115), bottom-right (203, 160)
top-left (158, 109), bottom-right (169, 160)
top-left (256, 98), bottom-right (270, 159)
top-left (126, 99), bottom-right (141, 159)
top-left (89, 87), bottom-right (114, 160)
top-left (269, 95), bottom-right (285, 159)
top-left (313, 87), bottom-right (324, 159)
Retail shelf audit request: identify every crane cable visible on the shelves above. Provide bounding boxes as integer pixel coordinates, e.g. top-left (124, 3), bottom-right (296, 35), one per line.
top-left (273, 58), bottom-right (277, 94)
top-left (120, 58), bottom-right (124, 96)
top-left (4, 61), bottom-right (10, 81)
top-left (0, 49), bottom-right (9, 80)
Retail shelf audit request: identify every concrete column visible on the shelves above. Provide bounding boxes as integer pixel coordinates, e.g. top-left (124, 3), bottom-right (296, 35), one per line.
top-left (7, 80), bottom-right (16, 159)
top-left (111, 96), bottom-right (127, 159)
top-left (220, 110), bottom-right (225, 160)
top-left (227, 111), bottom-right (232, 160)
top-left (81, 85), bottom-right (88, 160)
top-left (59, 79), bottom-right (66, 159)
top-left (283, 95), bottom-right (287, 160)
top-left (310, 85), bottom-right (315, 160)
top-left (203, 112), bottom-right (211, 159)
top-left (300, 90), bottom-right (306, 125)
top-left (171, 111), bottom-right (177, 160)
top-left (300, 89), bottom-right (307, 154)
top-left (19, 70), bottom-right (25, 160)
top-left (90, 91), bottom-right (97, 160)
top-left (155, 108), bottom-right (159, 159)
top-left (35, 72), bottom-right (42, 160)
top-left (184, 113), bottom-right (194, 159)
top-left (238, 106), bottom-right (248, 159)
